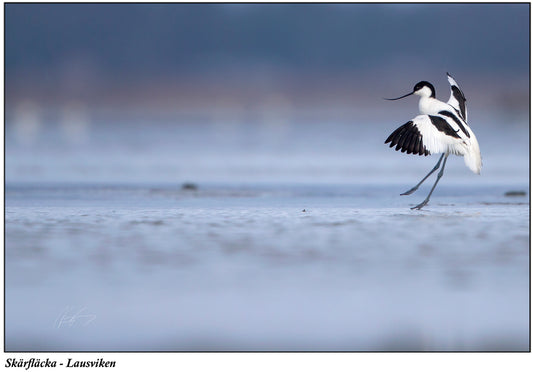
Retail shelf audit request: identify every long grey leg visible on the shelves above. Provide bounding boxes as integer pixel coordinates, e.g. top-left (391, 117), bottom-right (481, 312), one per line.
top-left (411, 154), bottom-right (449, 210)
top-left (401, 153), bottom-right (445, 196)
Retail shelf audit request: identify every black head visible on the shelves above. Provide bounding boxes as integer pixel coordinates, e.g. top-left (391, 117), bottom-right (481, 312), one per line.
top-left (385, 80), bottom-right (436, 101)
top-left (413, 81), bottom-right (436, 98)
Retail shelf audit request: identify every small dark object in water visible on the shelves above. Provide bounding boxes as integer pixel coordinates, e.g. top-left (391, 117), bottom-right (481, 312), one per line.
top-left (302, 209), bottom-right (306, 212)
top-left (182, 182), bottom-right (198, 191)
top-left (504, 190), bottom-right (526, 197)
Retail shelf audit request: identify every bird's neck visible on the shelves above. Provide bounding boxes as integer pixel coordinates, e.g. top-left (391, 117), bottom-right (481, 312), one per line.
top-left (418, 96), bottom-right (446, 115)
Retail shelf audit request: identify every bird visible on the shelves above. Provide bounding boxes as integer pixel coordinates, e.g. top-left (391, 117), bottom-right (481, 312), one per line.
top-left (384, 73), bottom-right (482, 210)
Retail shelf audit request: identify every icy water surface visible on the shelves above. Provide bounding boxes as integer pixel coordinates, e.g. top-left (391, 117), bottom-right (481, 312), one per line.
top-left (5, 182), bottom-right (529, 351)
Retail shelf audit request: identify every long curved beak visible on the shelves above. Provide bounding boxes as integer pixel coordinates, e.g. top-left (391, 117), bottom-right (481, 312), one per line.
top-left (384, 91), bottom-right (414, 100)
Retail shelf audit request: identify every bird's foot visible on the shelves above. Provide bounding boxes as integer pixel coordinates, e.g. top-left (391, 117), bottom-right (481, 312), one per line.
top-left (400, 187), bottom-right (418, 196)
top-left (411, 199), bottom-right (429, 210)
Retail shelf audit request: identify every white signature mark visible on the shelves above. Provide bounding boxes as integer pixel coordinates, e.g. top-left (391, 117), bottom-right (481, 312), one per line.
top-left (55, 306), bottom-right (96, 328)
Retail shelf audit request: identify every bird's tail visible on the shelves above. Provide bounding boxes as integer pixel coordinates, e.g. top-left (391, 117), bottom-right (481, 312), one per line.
top-left (463, 132), bottom-right (482, 174)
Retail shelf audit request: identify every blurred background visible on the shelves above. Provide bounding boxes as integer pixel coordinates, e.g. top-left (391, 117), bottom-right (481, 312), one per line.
top-left (5, 3), bottom-right (529, 184)
top-left (4, 3), bottom-right (530, 352)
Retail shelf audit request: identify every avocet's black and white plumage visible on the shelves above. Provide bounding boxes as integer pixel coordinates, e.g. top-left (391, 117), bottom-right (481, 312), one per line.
top-left (384, 73), bottom-right (482, 210)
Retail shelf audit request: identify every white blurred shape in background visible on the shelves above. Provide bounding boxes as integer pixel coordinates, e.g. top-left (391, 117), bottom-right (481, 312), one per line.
top-left (12, 101), bottom-right (42, 146)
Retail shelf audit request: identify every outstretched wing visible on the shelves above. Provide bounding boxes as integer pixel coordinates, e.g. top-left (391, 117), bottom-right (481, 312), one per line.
top-left (446, 72), bottom-right (467, 122)
top-left (385, 120), bottom-right (429, 156)
top-left (385, 114), bottom-right (467, 156)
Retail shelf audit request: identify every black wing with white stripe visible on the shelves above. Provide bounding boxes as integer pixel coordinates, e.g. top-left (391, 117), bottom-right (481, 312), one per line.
top-left (385, 120), bottom-right (430, 156)
top-left (385, 114), bottom-right (470, 156)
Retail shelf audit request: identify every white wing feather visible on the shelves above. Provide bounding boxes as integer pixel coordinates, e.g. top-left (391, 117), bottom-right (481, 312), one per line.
top-left (446, 73), bottom-right (468, 122)
top-left (413, 115), bottom-right (465, 155)
top-left (414, 114), bottom-right (482, 174)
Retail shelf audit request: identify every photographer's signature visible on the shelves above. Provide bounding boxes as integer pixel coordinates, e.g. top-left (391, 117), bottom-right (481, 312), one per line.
top-left (55, 306), bottom-right (96, 328)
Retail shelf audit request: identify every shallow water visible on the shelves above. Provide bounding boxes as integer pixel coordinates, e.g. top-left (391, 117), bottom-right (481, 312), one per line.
top-left (4, 116), bottom-right (529, 351)
top-left (5, 182), bottom-right (529, 351)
